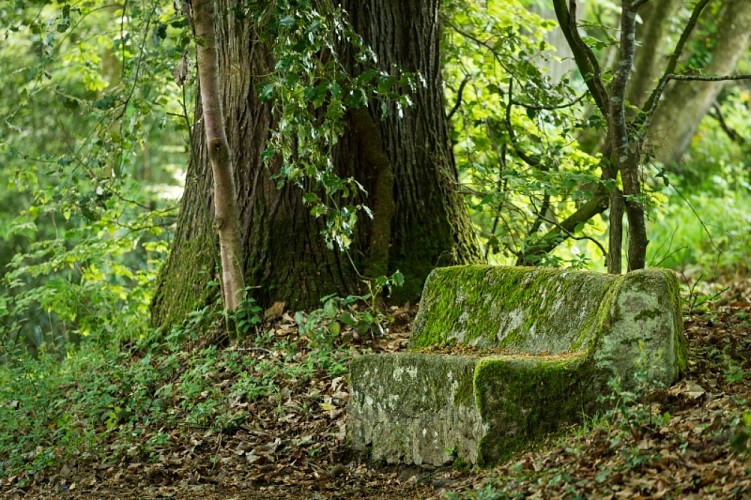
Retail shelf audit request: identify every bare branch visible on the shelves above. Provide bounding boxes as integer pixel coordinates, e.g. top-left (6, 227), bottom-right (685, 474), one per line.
top-left (666, 73), bottom-right (751, 82)
top-left (639, 72), bottom-right (750, 141)
top-left (511, 91), bottom-right (587, 111)
top-left (609, 0), bottom-right (639, 159)
top-left (447, 75), bottom-right (470, 121)
top-left (710, 102), bottom-right (745, 145)
top-left (442, 17), bottom-right (515, 75)
top-left (517, 184), bottom-right (610, 264)
top-left (542, 213), bottom-right (608, 259)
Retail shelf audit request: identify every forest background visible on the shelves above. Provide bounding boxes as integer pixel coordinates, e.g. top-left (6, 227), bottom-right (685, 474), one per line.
top-left (0, 0), bottom-right (750, 497)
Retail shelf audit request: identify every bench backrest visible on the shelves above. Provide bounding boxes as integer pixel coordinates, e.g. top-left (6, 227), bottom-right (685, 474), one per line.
top-left (411, 266), bottom-right (682, 365)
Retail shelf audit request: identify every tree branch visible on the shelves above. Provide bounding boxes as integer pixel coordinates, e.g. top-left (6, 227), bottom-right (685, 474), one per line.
top-left (517, 185), bottom-right (609, 265)
top-left (447, 75), bottom-right (470, 121)
top-left (542, 213), bottom-right (608, 259)
top-left (442, 17), bottom-right (515, 75)
top-left (710, 102), bottom-right (745, 145)
top-left (510, 91), bottom-right (587, 111)
top-left (665, 73), bottom-right (751, 82)
top-left (552, 0), bottom-right (609, 116)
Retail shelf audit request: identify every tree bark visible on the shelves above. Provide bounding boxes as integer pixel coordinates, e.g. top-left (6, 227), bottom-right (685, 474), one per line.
top-left (610, 1), bottom-right (647, 271)
top-left (193, 0), bottom-right (245, 311)
top-left (648, 0), bottom-right (751, 165)
top-left (343, 0), bottom-right (481, 294)
top-left (608, 187), bottom-right (624, 274)
top-left (151, 0), bottom-right (481, 327)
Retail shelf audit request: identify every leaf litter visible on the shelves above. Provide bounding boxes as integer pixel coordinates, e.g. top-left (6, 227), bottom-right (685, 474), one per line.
top-left (3, 280), bottom-right (751, 499)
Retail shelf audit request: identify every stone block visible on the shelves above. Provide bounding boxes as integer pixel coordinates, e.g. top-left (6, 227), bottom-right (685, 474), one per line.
top-left (347, 266), bottom-right (687, 466)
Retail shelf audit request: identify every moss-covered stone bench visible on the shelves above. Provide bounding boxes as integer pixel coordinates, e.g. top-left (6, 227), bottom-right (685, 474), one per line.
top-left (347, 266), bottom-right (687, 467)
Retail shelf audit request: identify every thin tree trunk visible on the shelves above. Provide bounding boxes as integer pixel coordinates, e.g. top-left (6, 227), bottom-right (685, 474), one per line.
top-left (193, 0), bottom-right (245, 311)
top-left (556, 0), bottom-right (650, 272)
top-left (608, 187), bottom-right (624, 274)
top-left (610, 1), bottom-right (648, 271)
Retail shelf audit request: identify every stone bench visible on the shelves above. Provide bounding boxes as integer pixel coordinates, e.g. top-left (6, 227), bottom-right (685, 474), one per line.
top-left (347, 266), bottom-right (687, 467)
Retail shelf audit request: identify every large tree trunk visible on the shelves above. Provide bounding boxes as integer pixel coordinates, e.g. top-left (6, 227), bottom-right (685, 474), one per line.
top-left (151, 0), bottom-right (481, 327)
top-left (648, 0), bottom-right (751, 165)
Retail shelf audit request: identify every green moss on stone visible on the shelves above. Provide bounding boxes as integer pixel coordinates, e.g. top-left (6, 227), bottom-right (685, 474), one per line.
top-left (454, 366), bottom-right (475, 408)
top-left (348, 352), bottom-right (484, 466)
top-left (349, 265), bottom-right (688, 467)
top-left (412, 266), bottom-right (617, 354)
top-left (473, 353), bottom-right (601, 464)
top-left (591, 268), bottom-right (687, 388)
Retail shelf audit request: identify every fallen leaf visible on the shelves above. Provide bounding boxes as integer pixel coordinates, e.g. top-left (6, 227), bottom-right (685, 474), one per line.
top-left (670, 380), bottom-right (706, 400)
top-left (264, 301), bottom-right (286, 321)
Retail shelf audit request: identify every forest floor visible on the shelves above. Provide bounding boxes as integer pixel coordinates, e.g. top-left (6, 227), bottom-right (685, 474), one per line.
top-left (4, 273), bottom-right (751, 499)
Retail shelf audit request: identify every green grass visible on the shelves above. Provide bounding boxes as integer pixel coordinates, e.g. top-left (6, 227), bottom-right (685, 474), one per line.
top-left (648, 190), bottom-right (751, 273)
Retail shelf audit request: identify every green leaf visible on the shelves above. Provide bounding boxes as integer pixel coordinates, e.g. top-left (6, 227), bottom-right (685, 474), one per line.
top-left (328, 321), bottom-right (341, 335)
top-left (392, 270), bottom-right (404, 287)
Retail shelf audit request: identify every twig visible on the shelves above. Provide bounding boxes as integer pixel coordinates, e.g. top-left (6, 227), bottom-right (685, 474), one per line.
top-left (485, 78), bottom-right (512, 261)
top-left (670, 184), bottom-right (719, 255)
top-left (447, 76), bottom-right (470, 121)
top-left (540, 213), bottom-right (608, 259)
top-left (211, 432), bottom-right (223, 471)
top-left (511, 91), bottom-right (587, 111)
top-left (709, 102), bottom-right (745, 144)
top-left (666, 73), bottom-right (751, 82)
top-left (236, 346), bottom-right (274, 354)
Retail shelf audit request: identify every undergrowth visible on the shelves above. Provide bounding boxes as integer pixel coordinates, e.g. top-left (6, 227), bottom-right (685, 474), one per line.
top-left (3, 282), bottom-right (751, 496)
top-left (648, 190), bottom-right (751, 273)
top-left (0, 296), bottom-right (355, 486)
top-left (450, 342), bottom-right (751, 499)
